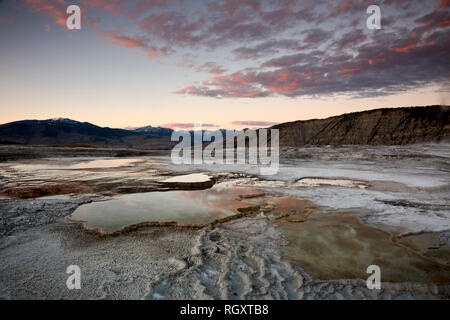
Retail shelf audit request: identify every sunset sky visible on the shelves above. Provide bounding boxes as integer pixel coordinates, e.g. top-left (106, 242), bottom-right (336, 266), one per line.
top-left (0, 0), bottom-right (449, 129)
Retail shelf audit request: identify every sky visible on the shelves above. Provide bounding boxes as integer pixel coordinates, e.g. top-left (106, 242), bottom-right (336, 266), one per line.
top-left (0, 0), bottom-right (449, 129)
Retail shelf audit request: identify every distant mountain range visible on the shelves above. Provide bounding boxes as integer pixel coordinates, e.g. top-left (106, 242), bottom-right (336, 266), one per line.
top-left (0, 106), bottom-right (448, 149)
top-left (0, 118), bottom-right (176, 150)
top-left (0, 118), bottom-right (232, 149)
top-left (129, 125), bottom-right (173, 136)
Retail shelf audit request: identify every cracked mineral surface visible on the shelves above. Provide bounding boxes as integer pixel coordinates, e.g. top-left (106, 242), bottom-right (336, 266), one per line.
top-left (0, 144), bottom-right (449, 299)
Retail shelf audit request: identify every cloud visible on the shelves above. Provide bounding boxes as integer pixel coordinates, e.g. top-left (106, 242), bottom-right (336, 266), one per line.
top-left (161, 123), bottom-right (220, 129)
top-left (176, 1), bottom-right (450, 99)
top-left (87, 17), bottom-right (101, 30)
top-left (230, 121), bottom-right (278, 127)
top-left (97, 30), bottom-right (172, 59)
top-left (196, 62), bottom-right (227, 75)
top-left (19, 0), bottom-right (450, 99)
top-left (303, 28), bottom-right (332, 44)
top-left (261, 53), bottom-right (310, 68)
top-left (177, 29), bottom-right (450, 99)
top-left (0, 16), bottom-right (13, 25)
top-left (22, 0), bottom-right (67, 27)
top-left (232, 39), bottom-right (305, 60)
top-left (136, 0), bottom-right (322, 50)
top-left (78, 0), bottom-right (125, 17)
top-left (334, 29), bottom-right (367, 50)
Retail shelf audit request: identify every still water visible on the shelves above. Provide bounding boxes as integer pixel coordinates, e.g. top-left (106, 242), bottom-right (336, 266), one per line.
top-left (70, 187), bottom-right (260, 232)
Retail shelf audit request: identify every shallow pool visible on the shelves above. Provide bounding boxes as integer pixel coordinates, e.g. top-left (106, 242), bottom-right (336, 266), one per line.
top-left (69, 187), bottom-right (261, 232)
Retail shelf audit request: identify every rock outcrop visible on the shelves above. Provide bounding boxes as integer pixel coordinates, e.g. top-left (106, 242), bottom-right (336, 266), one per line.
top-left (271, 105), bottom-right (449, 146)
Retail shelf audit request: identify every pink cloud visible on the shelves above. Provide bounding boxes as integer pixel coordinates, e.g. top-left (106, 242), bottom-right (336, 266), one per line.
top-left (98, 30), bottom-right (147, 49)
top-left (230, 121), bottom-right (278, 127)
top-left (87, 17), bottom-right (101, 30)
top-left (0, 16), bottom-right (14, 25)
top-left (97, 30), bottom-right (171, 60)
top-left (161, 123), bottom-right (219, 129)
top-left (79, 0), bottom-right (124, 17)
top-left (18, 0), bottom-right (450, 100)
top-left (439, 0), bottom-right (450, 8)
top-left (22, 0), bottom-right (67, 27)
top-left (196, 62), bottom-right (227, 75)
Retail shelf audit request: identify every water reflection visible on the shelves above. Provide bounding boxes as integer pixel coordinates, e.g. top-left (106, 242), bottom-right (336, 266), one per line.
top-left (12, 158), bottom-right (142, 170)
top-left (70, 187), bottom-right (260, 232)
top-left (278, 214), bottom-right (450, 283)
